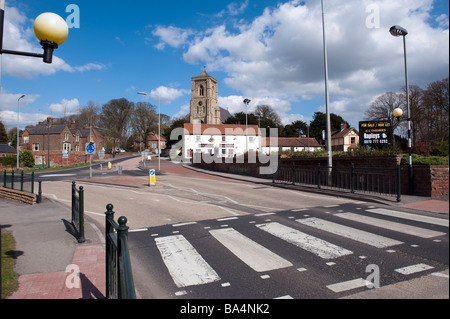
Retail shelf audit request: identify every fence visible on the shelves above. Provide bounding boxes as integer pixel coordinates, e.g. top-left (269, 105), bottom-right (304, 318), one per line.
top-left (71, 182), bottom-right (86, 243)
top-left (273, 163), bottom-right (401, 202)
top-left (105, 204), bottom-right (136, 299)
top-left (2, 170), bottom-right (35, 194)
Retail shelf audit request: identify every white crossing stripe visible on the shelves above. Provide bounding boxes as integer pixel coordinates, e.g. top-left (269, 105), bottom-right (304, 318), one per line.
top-left (335, 213), bottom-right (446, 239)
top-left (209, 228), bottom-right (293, 272)
top-left (367, 208), bottom-right (449, 227)
top-left (155, 235), bottom-right (220, 288)
top-left (327, 278), bottom-right (370, 293)
top-left (395, 263), bottom-right (434, 275)
top-left (256, 222), bottom-right (353, 259)
top-left (296, 217), bottom-right (403, 248)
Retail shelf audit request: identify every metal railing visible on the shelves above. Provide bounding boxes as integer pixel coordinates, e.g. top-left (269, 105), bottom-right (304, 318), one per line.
top-left (273, 163), bottom-right (401, 202)
top-left (71, 181), bottom-right (85, 243)
top-left (2, 170), bottom-right (35, 194)
top-left (105, 204), bottom-right (136, 299)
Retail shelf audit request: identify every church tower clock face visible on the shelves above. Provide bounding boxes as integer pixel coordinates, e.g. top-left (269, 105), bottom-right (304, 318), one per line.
top-left (190, 70), bottom-right (221, 125)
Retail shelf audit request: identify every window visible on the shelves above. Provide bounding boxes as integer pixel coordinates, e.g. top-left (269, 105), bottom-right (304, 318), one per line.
top-left (65, 133), bottom-right (69, 141)
top-left (75, 145), bottom-right (79, 152)
top-left (33, 144), bottom-right (40, 151)
top-left (76, 135), bottom-right (79, 142)
top-left (63, 143), bottom-right (71, 151)
top-left (199, 85), bottom-right (205, 96)
top-left (196, 135), bottom-right (201, 142)
top-left (351, 137), bottom-right (356, 145)
top-left (24, 136), bottom-right (29, 144)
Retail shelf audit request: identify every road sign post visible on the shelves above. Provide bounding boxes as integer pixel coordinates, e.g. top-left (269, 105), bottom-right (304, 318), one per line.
top-left (149, 169), bottom-right (156, 186)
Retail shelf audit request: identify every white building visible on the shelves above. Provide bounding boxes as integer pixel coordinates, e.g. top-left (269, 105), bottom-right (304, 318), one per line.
top-left (183, 123), bottom-right (261, 161)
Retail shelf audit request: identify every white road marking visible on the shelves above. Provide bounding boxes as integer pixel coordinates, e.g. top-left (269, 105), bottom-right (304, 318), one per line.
top-left (256, 222), bottom-right (353, 259)
top-left (367, 208), bottom-right (449, 227)
top-left (40, 174), bottom-right (76, 178)
top-left (327, 278), bottom-right (370, 293)
top-left (296, 217), bottom-right (403, 248)
top-left (172, 221), bottom-right (197, 227)
top-left (155, 235), bottom-right (220, 288)
top-left (395, 263), bottom-right (434, 275)
top-left (209, 228), bottom-right (293, 272)
top-left (336, 213), bottom-right (446, 239)
top-left (432, 272), bottom-right (449, 279)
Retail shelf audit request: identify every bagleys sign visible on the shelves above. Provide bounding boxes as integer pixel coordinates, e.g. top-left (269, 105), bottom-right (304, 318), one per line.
top-left (359, 121), bottom-right (392, 146)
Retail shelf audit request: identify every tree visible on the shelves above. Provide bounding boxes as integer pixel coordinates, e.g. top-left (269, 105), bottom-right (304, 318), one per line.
top-left (309, 112), bottom-right (349, 143)
top-left (254, 105), bottom-right (282, 126)
top-left (76, 101), bottom-right (101, 129)
top-left (365, 92), bottom-right (404, 133)
top-left (132, 102), bottom-right (158, 149)
top-left (99, 98), bottom-right (135, 154)
top-left (0, 120), bottom-right (8, 144)
top-left (281, 120), bottom-right (309, 137)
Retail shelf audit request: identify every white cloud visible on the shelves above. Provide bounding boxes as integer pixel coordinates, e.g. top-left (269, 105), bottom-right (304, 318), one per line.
top-left (48, 98), bottom-right (80, 116)
top-left (141, 86), bottom-right (190, 105)
top-left (153, 0), bottom-right (449, 127)
top-left (153, 26), bottom-right (193, 50)
top-left (0, 110), bottom-right (49, 129)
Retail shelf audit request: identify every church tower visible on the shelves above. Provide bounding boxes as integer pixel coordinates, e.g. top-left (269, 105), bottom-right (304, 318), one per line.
top-left (190, 70), bottom-right (221, 124)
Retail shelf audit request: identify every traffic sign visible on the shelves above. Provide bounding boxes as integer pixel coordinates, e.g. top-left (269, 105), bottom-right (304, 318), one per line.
top-left (149, 169), bottom-right (156, 186)
top-left (86, 143), bottom-right (96, 155)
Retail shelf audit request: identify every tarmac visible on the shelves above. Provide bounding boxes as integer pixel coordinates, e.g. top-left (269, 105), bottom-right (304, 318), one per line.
top-left (1, 162), bottom-right (448, 299)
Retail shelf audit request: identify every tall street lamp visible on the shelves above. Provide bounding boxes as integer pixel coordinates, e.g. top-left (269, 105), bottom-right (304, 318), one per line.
top-left (321, 0), bottom-right (332, 185)
top-left (243, 99), bottom-right (251, 152)
top-left (138, 92), bottom-right (161, 172)
top-left (390, 25), bottom-right (413, 193)
top-left (16, 94), bottom-right (25, 170)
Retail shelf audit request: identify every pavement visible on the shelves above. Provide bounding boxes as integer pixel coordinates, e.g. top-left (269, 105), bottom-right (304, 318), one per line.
top-left (1, 159), bottom-right (448, 299)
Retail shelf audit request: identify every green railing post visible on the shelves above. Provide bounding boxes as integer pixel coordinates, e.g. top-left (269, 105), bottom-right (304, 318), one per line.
top-left (31, 172), bottom-right (35, 194)
top-left (397, 165), bottom-right (402, 202)
top-left (317, 163), bottom-right (321, 190)
top-left (117, 216), bottom-right (136, 299)
top-left (20, 170), bottom-right (24, 192)
top-left (2, 170), bottom-right (5, 187)
top-left (37, 181), bottom-right (42, 204)
top-left (105, 204), bottom-right (115, 299)
top-left (351, 163), bottom-right (355, 193)
top-left (77, 186), bottom-right (85, 243)
top-left (292, 162), bottom-right (295, 185)
top-left (11, 170), bottom-right (14, 190)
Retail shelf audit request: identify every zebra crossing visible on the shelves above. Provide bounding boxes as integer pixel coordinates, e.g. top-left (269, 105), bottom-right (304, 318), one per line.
top-left (128, 203), bottom-right (449, 299)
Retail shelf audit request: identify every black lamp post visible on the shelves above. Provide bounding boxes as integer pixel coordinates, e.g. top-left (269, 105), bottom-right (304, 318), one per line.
top-left (1, 5), bottom-right (68, 65)
top-left (390, 25), bottom-right (413, 194)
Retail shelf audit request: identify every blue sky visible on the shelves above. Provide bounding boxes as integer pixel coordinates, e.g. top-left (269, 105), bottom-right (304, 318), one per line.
top-left (1, 0), bottom-right (449, 131)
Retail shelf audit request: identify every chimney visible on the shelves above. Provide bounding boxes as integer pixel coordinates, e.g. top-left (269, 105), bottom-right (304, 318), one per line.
top-left (341, 122), bottom-right (347, 131)
top-left (70, 120), bottom-right (76, 130)
top-left (47, 116), bottom-right (54, 126)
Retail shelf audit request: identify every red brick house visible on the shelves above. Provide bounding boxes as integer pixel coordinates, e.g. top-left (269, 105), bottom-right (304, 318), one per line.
top-left (20, 117), bottom-right (104, 167)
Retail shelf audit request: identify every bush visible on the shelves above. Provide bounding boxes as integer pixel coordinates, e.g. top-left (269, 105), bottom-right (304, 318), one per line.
top-left (19, 150), bottom-right (34, 167)
top-left (0, 156), bottom-right (16, 167)
top-left (401, 154), bottom-right (449, 165)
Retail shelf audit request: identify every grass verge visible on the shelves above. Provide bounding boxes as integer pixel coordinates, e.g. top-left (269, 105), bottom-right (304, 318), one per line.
top-left (1, 229), bottom-right (19, 299)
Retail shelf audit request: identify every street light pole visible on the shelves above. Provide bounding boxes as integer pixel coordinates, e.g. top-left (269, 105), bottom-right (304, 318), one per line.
top-left (16, 94), bottom-right (25, 170)
top-left (390, 25), bottom-right (413, 193)
top-left (243, 99), bottom-right (251, 152)
top-left (138, 92), bottom-right (161, 172)
top-left (321, 0), bottom-right (332, 185)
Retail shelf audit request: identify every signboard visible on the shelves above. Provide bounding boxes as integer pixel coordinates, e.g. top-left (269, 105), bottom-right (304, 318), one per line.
top-left (62, 149), bottom-right (69, 159)
top-left (149, 169), bottom-right (156, 186)
top-left (86, 143), bottom-right (96, 155)
top-left (359, 121), bottom-right (392, 147)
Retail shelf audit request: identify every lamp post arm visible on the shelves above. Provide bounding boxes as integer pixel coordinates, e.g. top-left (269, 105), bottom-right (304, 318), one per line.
top-left (1, 49), bottom-right (44, 59)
